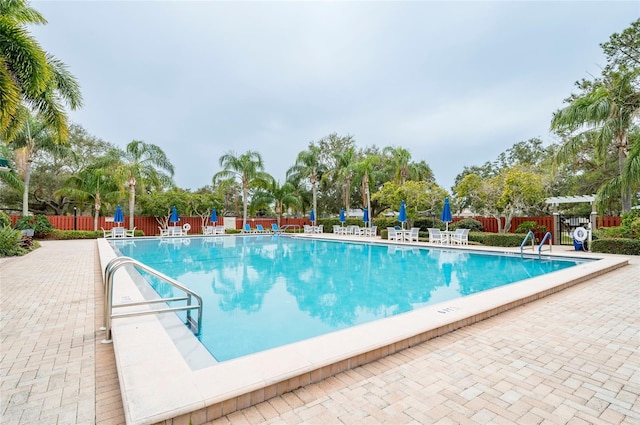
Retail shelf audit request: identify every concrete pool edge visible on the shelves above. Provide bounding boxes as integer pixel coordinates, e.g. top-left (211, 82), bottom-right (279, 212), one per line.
top-left (96, 238), bottom-right (629, 425)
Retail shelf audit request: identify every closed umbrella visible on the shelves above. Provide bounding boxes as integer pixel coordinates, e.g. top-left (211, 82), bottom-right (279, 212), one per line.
top-left (363, 207), bottom-right (369, 227)
top-left (339, 208), bottom-right (346, 226)
top-left (398, 201), bottom-right (407, 229)
top-left (210, 208), bottom-right (218, 225)
top-left (441, 198), bottom-right (452, 231)
top-left (309, 209), bottom-right (315, 225)
top-left (170, 205), bottom-right (180, 224)
top-left (113, 205), bottom-right (124, 227)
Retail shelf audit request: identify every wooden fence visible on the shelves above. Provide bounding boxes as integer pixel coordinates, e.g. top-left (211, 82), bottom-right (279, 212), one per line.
top-left (8, 215), bottom-right (313, 236)
top-left (9, 214), bottom-right (621, 237)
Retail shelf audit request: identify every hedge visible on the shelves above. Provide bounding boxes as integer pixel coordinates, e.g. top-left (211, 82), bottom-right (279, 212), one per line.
top-left (591, 238), bottom-right (640, 255)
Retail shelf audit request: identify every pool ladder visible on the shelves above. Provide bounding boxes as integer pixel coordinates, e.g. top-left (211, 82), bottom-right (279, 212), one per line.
top-left (101, 257), bottom-right (203, 343)
top-left (520, 231), bottom-right (553, 258)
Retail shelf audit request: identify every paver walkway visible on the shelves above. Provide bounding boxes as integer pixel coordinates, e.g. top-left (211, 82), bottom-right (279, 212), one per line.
top-left (1, 240), bottom-right (638, 425)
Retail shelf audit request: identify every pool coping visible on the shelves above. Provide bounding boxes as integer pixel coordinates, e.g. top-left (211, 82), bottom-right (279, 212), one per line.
top-left (96, 236), bottom-right (629, 425)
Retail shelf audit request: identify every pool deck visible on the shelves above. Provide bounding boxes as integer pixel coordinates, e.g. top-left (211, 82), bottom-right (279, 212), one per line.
top-left (1, 237), bottom-right (639, 424)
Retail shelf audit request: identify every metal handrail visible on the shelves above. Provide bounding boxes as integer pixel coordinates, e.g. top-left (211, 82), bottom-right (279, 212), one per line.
top-left (101, 256), bottom-right (202, 343)
top-left (519, 231), bottom-right (535, 254)
top-left (537, 232), bottom-right (553, 258)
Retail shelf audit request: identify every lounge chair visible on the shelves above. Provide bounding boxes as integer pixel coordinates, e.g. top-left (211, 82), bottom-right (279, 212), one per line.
top-left (450, 228), bottom-right (469, 245)
top-left (242, 223), bottom-right (253, 233)
top-left (271, 223), bottom-right (283, 233)
top-left (256, 224), bottom-right (269, 233)
top-left (405, 227), bottom-right (419, 243)
top-left (427, 228), bottom-right (446, 244)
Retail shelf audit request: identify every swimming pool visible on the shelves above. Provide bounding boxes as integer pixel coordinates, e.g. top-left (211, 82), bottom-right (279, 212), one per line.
top-left (112, 235), bottom-right (590, 362)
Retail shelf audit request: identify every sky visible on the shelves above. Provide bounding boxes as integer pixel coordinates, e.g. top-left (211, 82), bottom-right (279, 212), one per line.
top-left (31, 1), bottom-right (639, 192)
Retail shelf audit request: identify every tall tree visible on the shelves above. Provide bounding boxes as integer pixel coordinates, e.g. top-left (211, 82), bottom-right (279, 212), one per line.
top-left (383, 146), bottom-right (412, 184)
top-left (10, 113), bottom-right (73, 215)
top-left (252, 180), bottom-right (300, 227)
top-left (287, 145), bottom-right (324, 221)
top-left (56, 165), bottom-right (118, 231)
top-left (101, 140), bottom-right (174, 229)
top-left (213, 150), bottom-right (272, 227)
top-left (0, 0), bottom-right (82, 142)
top-left (551, 67), bottom-right (640, 212)
top-left (328, 147), bottom-right (357, 215)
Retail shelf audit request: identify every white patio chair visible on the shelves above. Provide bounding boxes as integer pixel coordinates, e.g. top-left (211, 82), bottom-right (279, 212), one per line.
top-left (450, 228), bottom-right (469, 245)
top-left (112, 227), bottom-right (126, 238)
top-left (427, 228), bottom-right (446, 244)
top-left (405, 227), bottom-right (419, 243)
top-left (387, 227), bottom-right (403, 242)
top-left (125, 227), bottom-right (136, 238)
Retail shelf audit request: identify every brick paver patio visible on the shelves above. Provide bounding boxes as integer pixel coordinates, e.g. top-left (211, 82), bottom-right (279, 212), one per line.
top-left (1, 240), bottom-right (638, 424)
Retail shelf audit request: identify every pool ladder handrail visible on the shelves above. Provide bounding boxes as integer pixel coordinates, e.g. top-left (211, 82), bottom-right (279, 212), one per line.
top-left (101, 256), bottom-right (202, 344)
top-left (520, 231), bottom-right (553, 259)
top-left (520, 231), bottom-right (535, 254)
top-left (537, 232), bottom-right (553, 258)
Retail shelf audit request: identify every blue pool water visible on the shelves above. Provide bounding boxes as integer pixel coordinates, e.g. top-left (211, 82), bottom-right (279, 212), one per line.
top-left (111, 235), bottom-right (590, 361)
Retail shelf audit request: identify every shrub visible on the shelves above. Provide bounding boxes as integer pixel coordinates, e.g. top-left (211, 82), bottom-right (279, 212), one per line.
top-left (0, 211), bottom-right (10, 228)
top-left (0, 226), bottom-right (26, 257)
top-left (13, 215), bottom-right (54, 238)
top-left (591, 238), bottom-right (640, 255)
top-left (453, 218), bottom-right (483, 232)
top-left (482, 233), bottom-right (524, 247)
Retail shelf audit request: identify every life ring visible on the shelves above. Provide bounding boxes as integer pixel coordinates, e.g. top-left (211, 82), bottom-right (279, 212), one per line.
top-left (574, 226), bottom-right (588, 242)
top-left (183, 223), bottom-right (191, 231)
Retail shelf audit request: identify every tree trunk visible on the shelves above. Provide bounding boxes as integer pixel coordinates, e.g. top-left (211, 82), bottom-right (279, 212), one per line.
top-left (619, 146), bottom-right (632, 213)
top-left (22, 160), bottom-right (32, 216)
top-left (128, 177), bottom-right (136, 230)
top-left (94, 193), bottom-right (101, 232)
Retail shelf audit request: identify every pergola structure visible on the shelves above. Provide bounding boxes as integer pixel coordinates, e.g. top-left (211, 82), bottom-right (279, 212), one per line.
top-left (546, 195), bottom-right (597, 245)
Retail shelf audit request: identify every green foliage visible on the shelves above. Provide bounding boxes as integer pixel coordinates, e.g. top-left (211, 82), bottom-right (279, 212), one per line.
top-left (453, 218), bottom-right (483, 231)
top-left (413, 218), bottom-right (443, 231)
top-left (591, 238), bottom-right (640, 255)
top-left (481, 233), bottom-right (524, 247)
top-left (12, 215), bottom-right (53, 237)
top-left (0, 211), bottom-right (10, 228)
top-left (0, 226), bottom-right (26, 257)
top-left (514, 221), bottom-right (547, 235)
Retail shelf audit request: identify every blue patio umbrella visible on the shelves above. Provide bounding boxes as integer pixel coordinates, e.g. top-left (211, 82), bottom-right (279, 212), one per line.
top-left (210, 207), bottom-right (218, 225)
top-left (441, 198), bottom-right (452, 231)
top-left (113, 205), bottom-right (124, 227)
top-left (398, 200), bottom-right (407, 229)
top-left (170, 205), bottom-right (180, 224)
top-left (339, 208), bottom-right (346, 225)
top-left (363, 207), bottom-right (369, 226)
top-left (309, 208), bottom-right (315, 225)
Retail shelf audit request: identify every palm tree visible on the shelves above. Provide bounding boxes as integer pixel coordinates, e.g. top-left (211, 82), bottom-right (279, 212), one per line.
top-left (101, 140), bottom-right (174, 229)
top-left (0, 143), bottom-right (23, 191)
top-left (551, 68), bottom-right (640, 212)
top-left (213, 150), bottom-right (272, 228)
top-left (287, 145), bottom-right (324, 222)
top-left (352, 155), bottom-right (380, 220)
top-left (596, 129), bottom-right (640, 211)
top-left (383, 146), bottom-right (412, 184)
top-left (56, 165), bottom-right (119, 231)
top-left (0, 0), bottom-right (82, 142)
top-left (252, 180), bottom-right (301, 227)
top-left (328, 147), bottom-right (357, 215)
top-left (10, 113), bottom-right (74, 215)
